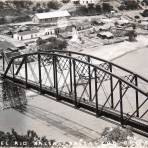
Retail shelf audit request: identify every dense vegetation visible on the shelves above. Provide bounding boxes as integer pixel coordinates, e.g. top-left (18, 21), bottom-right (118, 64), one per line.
top-left (36, 37), bottom-right (67, 51)
top-left (0, 127), bottom-right (147, 147)
top-left (0, 129), bottom-right (52, 147)
top-left (0, 0), bottom-right (62, 24)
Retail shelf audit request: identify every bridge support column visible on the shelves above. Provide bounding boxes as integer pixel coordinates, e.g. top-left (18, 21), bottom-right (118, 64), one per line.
top-left (119, 80), bottom-right (124, 125)
top-left (25, 56), bottom-right (28, 88)
top-left (2, 52), bottom-right (5, 71)
top-left (38, 53), bottom-right (42, 93)
top-left (53, 55), bottom-right (59, 100)
top-left (73, 60), bottom-right (78, 108)
top-left (88, 56), bottom-right (92, 101)
top-left (135, 75), bottom-right (139, 117)
top-left (12, 60), bottom-right (15, 79)
top-left (94, 68), bottom-right (99, 117)
top-left (110, 64), bottom-right (114, 109)
top-left (69, 53), bottom-right (73, 95)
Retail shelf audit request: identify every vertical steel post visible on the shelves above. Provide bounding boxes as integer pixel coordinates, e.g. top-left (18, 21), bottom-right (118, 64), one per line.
top-left (53, 54), bottom-right (58, 99)
top-left (88, 56), bottom-right (92, 101)
top-left (12, 59), bottom-right (15, 79)
top-left (38, 53), bottom-right (42, 92)
top-left (94, 68), bottom-right (99, 116)
top-left (53, 55), bottom-right (56, 89)
top-left (119, 80), bottom-right (124, 125)
top-left (25, 56), bottom-right (28, 87)
top-left (2, 53), bottom-right (5, 71)
top-left (73, 60), bottom-right (77, 107)
top-left (135, 75), bottom-right (139, 117)
top-left (69, 53), bottom-right (73, 94)
top-left (55, 55), bottom-right (58, 98)
top-left (110, 64), bottom-right (114, 108)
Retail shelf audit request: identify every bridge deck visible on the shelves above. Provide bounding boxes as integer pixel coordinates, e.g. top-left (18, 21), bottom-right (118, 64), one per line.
top-left (0, 90), bottom-right (147, 142)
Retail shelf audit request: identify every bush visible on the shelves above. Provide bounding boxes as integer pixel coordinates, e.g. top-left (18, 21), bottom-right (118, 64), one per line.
top-left (37, 37), bottom-right (67, 51)
top-left (124, 0), bottom-right (138, 10)
top-left (141, 9), bottom-right (148, 17)
top-left (102, 3), bottom-right (113, 12)
top-left (95, 4), bottom-right (102, 13)
top-left (143, 0), bottom-right (148, 5)
top-left (101, 126), bottom-right (134, 144)
top-left (47, 0), bottom-right (61, 10)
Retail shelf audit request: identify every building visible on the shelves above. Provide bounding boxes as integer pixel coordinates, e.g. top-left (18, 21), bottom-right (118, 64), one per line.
top-left (32, 10), bottom-right (71, 24)
top-left (13, 27), bottom-right (56, 41)
top-left (71, 0), bottom-right (100, 6)
top-left (13, 30), bottom-right (39, 41)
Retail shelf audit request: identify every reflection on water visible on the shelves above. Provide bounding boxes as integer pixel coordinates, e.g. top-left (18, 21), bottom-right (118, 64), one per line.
top-left (0, 79), bottom-right (27, 110)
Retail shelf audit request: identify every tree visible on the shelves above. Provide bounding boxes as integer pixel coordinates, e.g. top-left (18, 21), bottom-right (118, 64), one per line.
top-left (62, 0), bottom-right (70, 3)
top-left (127, 30), bottom-right (137, 42)
top-left (124, 0), bottom-right (138, 10)
top-left (36, 37), bottom-right (45, 46)
top-left (0, 2), bottom-right (4, 9)
top-left (0, 17), bottom-right (6, 24)
top-left (102, 2), bottom-right (113, 12)
top-left (95, 4), bottom-right (102, 13)
top-left (37, 37), bottom-right (67, 51)
top-left (47, 1), bottom-right (61, 10)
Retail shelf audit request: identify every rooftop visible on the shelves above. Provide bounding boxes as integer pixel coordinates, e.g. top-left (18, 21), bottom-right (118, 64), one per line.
top-left (17, 30), bottom-right (39, 36)
top-left (98, 31), bottom-right (114, 37)
top-left (34, 10), bottom-right (71, 20)
top-left (0, 35), bottom-right (25, 48)
top-left (0, 41), bottom-right (16, 52)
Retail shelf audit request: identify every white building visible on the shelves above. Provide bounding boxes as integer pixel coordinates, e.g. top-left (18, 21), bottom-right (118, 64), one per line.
top-left (13, 30), bottom-right (39, 41)
top-left (32, 10), bottom-right (71, 24)
top-left (13, 27), bottom-right (56, 41)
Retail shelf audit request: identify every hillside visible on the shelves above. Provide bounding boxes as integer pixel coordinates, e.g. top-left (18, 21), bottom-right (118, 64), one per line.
top-left (0, 0), bottom-right (147, 24)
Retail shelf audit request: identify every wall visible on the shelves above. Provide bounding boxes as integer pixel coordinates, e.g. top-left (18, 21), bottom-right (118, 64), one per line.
top-left (13, 33), bottom-right (39, 41)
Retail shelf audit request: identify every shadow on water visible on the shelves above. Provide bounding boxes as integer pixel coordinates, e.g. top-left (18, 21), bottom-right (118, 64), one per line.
top-left (0, 79), bottom-right (27, 111)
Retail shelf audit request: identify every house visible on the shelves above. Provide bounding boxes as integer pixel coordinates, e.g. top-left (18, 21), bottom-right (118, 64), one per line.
top-left (13, 30), bottom-right (39, 41)
top-left (32, 10), bottom-right (71, 24)
top-left (72, 0), bottom-right (100, 6)
top-left (71, 0), bottom-right (80, 4)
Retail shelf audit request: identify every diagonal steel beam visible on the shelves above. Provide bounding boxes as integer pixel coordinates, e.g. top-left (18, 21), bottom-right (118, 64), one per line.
top-left (15, 57), bottom-right (25, 75)
top-left (114, 76), bottom-right (135, 110)
top-left (99, 80), bottom-right (120, 113)
top-left (92, 72), bottom-right (108, 101)
top-left (124, 97), bottom-right (148, 124)
top-left (140, 109), bottom-right (148, 119)
top-left (78, 69), bottom-right (94, 103)
top-left (3, 59), bottom-right (14, 76)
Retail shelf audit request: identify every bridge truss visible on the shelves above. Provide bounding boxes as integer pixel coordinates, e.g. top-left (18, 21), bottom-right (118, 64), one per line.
top-left (2, 50), bottom-right (148, 136)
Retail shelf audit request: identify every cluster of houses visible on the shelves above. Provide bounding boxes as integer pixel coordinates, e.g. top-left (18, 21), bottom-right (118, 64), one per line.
top-left (1, 5), bottom-right (147, 53)
top-left (13, 10), bottom-right (71, 41)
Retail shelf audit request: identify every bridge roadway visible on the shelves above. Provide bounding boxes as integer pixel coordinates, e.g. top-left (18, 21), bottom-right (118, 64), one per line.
top-left (0, 89), bottom-right (147, 142)
top-left (0, 89), bottom-right (115, 142)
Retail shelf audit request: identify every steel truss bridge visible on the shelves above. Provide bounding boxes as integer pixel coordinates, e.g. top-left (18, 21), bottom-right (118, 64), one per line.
top-left (1, 50), bottom-right (148, 136)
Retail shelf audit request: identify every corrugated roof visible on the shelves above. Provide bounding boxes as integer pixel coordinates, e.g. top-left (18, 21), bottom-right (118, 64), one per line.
top-left (99, 31), bottom-right (113, 37)
top-left (34, 10), bottom-right (71, 20)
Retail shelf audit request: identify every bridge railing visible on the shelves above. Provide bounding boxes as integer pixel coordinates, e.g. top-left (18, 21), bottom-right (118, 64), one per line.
top-left (2, 51), bottom-right (148, 136)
